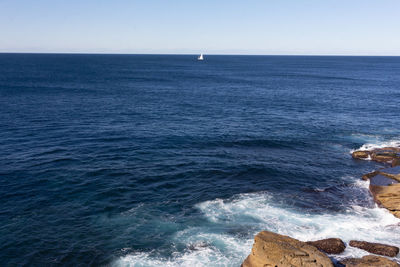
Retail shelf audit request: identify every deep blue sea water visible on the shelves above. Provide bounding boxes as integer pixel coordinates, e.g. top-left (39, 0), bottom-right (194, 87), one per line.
top-left (1, 54), bottom-right (400, 266)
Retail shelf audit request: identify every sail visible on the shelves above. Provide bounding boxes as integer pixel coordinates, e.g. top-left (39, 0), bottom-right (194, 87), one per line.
top-left (198, 54), bottom-right (204, 60)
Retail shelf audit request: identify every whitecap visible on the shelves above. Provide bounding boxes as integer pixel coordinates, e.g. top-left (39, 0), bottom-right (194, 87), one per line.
top-left (350, 139), bottom-right (400, 153)
top-left (113, 239), bottom-right (245, 267)
top-left (114, 189), bottom-right (400, 267)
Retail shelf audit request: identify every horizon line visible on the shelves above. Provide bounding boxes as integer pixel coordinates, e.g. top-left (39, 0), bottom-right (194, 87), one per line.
top-left (1, 52), bottom-right (400, 57)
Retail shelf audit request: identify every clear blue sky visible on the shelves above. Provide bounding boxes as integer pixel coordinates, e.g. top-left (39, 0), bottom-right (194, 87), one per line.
top-left (1, 0), bottom-right (399, 55)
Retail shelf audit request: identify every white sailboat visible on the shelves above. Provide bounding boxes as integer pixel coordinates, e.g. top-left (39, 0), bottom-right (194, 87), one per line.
top-left (198, 53), bottom-right (204, 61)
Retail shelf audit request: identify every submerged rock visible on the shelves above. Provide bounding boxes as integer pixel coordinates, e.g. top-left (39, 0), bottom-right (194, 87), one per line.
top-left (362, 170), bottom-right (380, 181)
top-left (349, 240), bottom-right (399, 257)
top-left (242, 231), bottom-right (333, 267)
top-left (306, 238), bottom-right (346, 254)
top-left (369, 174), bottom-right (398, 186)
top-left (187, 241), bottom-right (210, 251)
top-left (379, 166), bottom-right (400, 182)
top-left (363, 167), bottom-right (400, 185)
top-left (340, 255), bottom-right (399, 267)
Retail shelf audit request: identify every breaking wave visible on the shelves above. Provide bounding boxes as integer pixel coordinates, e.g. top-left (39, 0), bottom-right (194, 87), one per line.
top-left (113, 181), bottom-right (400, 267)
top-left (351, 138), bottom-right (400, 152)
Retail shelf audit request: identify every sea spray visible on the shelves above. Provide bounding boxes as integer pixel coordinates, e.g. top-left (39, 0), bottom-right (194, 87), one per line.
top-left (115, 187), bottom-right (400, 266)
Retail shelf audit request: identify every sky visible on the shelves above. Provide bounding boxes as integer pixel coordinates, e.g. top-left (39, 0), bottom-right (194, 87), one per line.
top-left (0, 0), bottom-right (399, 55)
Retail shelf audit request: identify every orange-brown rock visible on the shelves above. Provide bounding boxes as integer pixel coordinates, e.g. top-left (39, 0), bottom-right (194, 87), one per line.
top-left (362, 170), bottom-right (380, 181)
top-left (370, 183), bottom-right (400, 218)
top-left (392, 158), bottom-right (400, 167)
top-left (242, 231), bottom-right (333, 267)
top-left (340, 255), bottom-right (399, 267)
top-left (363, 167), bottom-right (400, 184)
top-left (349, 240), bottom-right (399, 257)
top-left (306, 238), bottom-right (346, 254)
top-left (352, 151), bottom-right (370, 159)
top-left (352, 147), bottom-right (400, 165)
top-left (361, 167), bottom-right (400, 218)
top-left (379, 166), bottom-right (400, 182)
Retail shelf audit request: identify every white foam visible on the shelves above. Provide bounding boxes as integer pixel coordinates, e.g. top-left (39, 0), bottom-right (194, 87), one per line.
top-left (197, 192), bottom-right (400, 259)
top-left (113, 232), bottom-right (252, 267)
top-left (115, 247), bottom-right (231, 267)
top-left (114, 190), bottom-right (400, 266)
top-left (353, 178), bottom-right (370, 189)
top-left (351, 139), bottom-right (400, 153)
top-left (113, 231), bottom-right (253, 267)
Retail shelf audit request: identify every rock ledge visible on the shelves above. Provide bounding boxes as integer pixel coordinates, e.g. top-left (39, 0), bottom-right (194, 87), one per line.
top-left (242, 231), bottom-right (333, 267)
top-left (340, 255), bottom-right (399, 267)
top-left (349, 240), bottom-right (399, 257)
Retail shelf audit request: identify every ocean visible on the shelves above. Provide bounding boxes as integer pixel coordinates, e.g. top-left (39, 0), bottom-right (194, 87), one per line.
top-left (0, 54), bottom-right (399, 266)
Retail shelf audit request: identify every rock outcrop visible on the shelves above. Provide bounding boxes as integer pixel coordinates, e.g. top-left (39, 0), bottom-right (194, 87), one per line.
top-left (352, 150), bottom-right (370, 159)
top-left (352, 147), bottom-right (400, 166)
top-left (393, 158), bottom-right (400, 167)
top-left (380, 166), bottom-right (400, 181)
top-left (242, 231), bottom-right (334, 267)
top-left (361, 167), bottom-right (400, 218)
top-left (340, 255), bottom-right (399, 267)
top-left (370, 183), bottom-right (400, 218)
top-left (349, 240), bottom-right (399, 257)
top-left (306, 238), bottom-right (346, 254)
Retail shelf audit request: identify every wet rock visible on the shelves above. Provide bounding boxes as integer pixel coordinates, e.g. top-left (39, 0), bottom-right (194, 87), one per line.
top-left (306, 238), bottom-right (346, 254)
top-left (352, 147), bottom-right (400, 165)
top-left (362, 170), bottom-right (380, 181)
top-left (352, 151), bottom-right (370, 159)
top-left (369, 174), bottom-right (398, 186)
top-left (340, 255), bottom-right (399, 267)
top-left (242, 231), bottom-right (333, 267)
top-left (349, 240), bottom-right (399, 257)
top-left (361, 168), bottom-right (400, 218)
top-left (363, 167), bottom-right (400, 184)
top-left (372, 153), bottom-right (398, 163)
top-left (392, 158), bottom-right (400, 167)
top-left (369, 183), bottom-right (400, 218)
top-left (380, 166), bottom-right (400, 182)
top-left (372, 148), bottom-right (400, 164)
top-left (187, 241), bottom-right (210, 251)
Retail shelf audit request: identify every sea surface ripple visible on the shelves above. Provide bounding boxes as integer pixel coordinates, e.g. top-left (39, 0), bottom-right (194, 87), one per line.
top-left (0, 54), bottom-right (399, 266)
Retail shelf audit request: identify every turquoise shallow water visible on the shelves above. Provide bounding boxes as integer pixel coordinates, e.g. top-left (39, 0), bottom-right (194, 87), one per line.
top-left (0, 54), bottom-right (399, 266)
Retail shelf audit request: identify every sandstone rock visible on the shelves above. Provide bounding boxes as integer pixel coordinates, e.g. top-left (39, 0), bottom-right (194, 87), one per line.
top-left (306, 238), bottom-right (346, 254)
top-left (242, 231), bottom-right (333, 267)
top-left (349, 240), bottom-right (399, 257)
top-left (352, 147), bottom-right (400, 165)
top-left (371, 148), bottom-right (400, 164)
top-left (391, 210), bottom-right (400, 217)
top-left (380, 166), bottom-right (400, 182)
top-left (392, 158), bottom-right (400, 167)
top-left (369, 183), bottom-right (400, 218)
top-left (362, 170), bottom-right (380, 181)
top-left (340, 255), bottom-right (399, 267)
top-left (352, 151), bottom-right (370, 159)
top-left (360, 168), bottom-right (400, 218)
top-left (362, 167), bottom-right (400, 185)
top-left (369, 174), bottom-right (398, 186)
top-left (372, 154), bottom-right (398, 163)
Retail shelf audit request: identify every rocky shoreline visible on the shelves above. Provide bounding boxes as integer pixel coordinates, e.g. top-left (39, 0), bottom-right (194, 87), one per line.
top-left (242, 231), bottom-right (399, 266)
top-left (352, 147), bottom-right (400, 218)
top-left (242, 146), bottom-right (400, 266)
